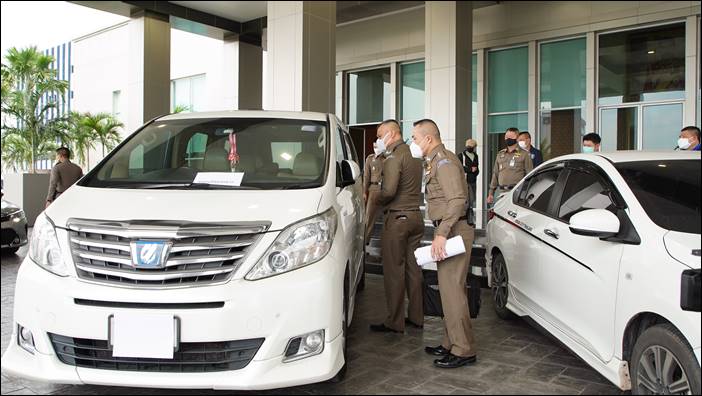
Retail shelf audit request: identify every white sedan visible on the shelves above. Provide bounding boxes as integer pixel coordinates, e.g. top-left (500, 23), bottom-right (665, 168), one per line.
top-left (485, 151), bottom-right (700, 395)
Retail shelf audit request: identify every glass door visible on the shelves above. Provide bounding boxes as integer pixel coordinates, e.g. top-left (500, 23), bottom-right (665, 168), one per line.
top-left (599, 106), bottom-right (638, 151)
top-left (642, 103), bottom-right (684, 150)
top-left (599, 103), bottom-right (683, 151)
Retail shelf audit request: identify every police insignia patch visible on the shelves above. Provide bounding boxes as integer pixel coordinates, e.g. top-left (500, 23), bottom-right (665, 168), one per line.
top-left (437, 159), bottom-right (450, 167)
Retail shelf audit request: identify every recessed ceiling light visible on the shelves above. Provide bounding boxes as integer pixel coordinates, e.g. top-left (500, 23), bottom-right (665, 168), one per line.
top-left (647, 50), bottom-right (655, 54)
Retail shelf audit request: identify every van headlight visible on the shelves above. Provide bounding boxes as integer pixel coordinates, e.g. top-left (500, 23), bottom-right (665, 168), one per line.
top-left (246, 209), bottom-right (337, 280)
top-left (29, 213), bottom-right (68, 277)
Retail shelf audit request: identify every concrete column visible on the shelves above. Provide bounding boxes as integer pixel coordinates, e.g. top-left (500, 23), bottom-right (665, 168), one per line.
top-left (265, 1), bottom-right (336, 113)
top-left (222, 36), bottom-right (263, 110)
top-left (127, 10), bottom-right (170, 131)
top-left (684, 15), bottom-right (698, 126)
top-left (528, 40), bottom-right (537, 139)
top-left (424, 1), bottom-right (472, 153)
top-left (476, 48), bottom-right (486, 228)
top-left (586, 32), bottom-right (596, 134)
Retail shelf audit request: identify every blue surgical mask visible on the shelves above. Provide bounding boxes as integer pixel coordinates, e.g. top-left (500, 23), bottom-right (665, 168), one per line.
top-left (582, 146), bottom-right (595, 154)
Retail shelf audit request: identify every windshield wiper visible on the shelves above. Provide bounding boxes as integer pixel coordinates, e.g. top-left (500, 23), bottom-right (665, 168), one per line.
top-left (103, 183), bottom-right (259, 190)
top-left (278, 182), bottom-right (322, 190)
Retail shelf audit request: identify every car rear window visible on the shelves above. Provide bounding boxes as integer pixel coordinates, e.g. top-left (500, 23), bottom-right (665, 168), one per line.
top-left (615, 160), bottom-right (700, 234)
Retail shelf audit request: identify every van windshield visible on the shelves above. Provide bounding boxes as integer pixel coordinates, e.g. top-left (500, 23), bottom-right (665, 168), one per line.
top-left (79, 117), bottom-right (329, 190)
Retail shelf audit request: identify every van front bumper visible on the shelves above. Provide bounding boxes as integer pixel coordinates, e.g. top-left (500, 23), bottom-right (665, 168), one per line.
top-left (1, 254), bottom-right (345, 390)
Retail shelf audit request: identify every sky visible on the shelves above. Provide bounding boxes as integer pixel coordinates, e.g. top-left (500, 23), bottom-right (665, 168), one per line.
top-left (1, 1), bottom-right (128, 58)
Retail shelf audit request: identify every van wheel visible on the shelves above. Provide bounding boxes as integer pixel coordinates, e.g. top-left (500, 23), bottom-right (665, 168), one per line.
top-left (491, 253), bottom-right (516, 320)
top-left (468, 275), bottom-right (481, 319)
top-left (630, 324), bottom-right (700, 395)
top-left (328, 268), bottom-right (349, 383)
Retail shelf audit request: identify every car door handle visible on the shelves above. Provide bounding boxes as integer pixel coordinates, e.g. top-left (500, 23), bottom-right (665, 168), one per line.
top-left (507, 210), bottom-right (517, 218)
top-left (544, 229), bottom-right (559, 240)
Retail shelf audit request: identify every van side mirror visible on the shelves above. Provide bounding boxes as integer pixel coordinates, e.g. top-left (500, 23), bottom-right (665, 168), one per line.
top-left (569, 209), bottom-right (620, 238)
top-left (338, 160), bottom-right (360, 188)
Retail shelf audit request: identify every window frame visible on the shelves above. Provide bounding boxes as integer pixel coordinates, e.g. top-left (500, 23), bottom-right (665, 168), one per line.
top-left (514, 163), bottom-right (568, 219)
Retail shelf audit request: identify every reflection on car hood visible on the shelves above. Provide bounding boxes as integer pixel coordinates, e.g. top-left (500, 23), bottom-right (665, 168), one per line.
top-left (664, 231), bottom-right (701, 269)
top-left (45, 185), bottom-right (323, 232)
top-left (1, 199), bottom-right (21, 216)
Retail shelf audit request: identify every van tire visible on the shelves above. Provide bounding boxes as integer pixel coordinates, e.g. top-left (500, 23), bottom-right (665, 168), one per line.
top-left (491, 253), bottom-right (516, 320)
top-left (630, 324), bottom-right (700, 395)
top-left (328, 268), bottom-right (349, 383)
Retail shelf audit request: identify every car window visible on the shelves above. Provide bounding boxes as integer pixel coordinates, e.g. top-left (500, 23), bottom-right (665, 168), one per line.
top-left (185, 132), bottom-right (208, 169)
top-left (615, 160), bottom-right (700, 234)
top-left (342, 131), bottom-right (358, 163)
top-left (558, 169), bottom-right (617, 222)
top-left (518, 170), bottom-right (561, 214)
top-left (335, 125), bottom-right (347, 163)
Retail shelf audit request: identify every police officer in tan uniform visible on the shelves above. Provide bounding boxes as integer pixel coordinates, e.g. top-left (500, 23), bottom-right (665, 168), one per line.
top-left (369, 119), bottom-right (425, 333)
top-left (363, 145), bottom-right (385, 243)
top-left (487, 128), bottom-right (533, 205)
top-left (410, 119), bottom-right (477, 369)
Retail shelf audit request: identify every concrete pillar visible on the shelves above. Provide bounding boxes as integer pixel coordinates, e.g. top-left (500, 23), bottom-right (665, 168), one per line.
top-left (265, 1), bottom-right (336, 113)
top-left (684, 15), bottom-right (698, 126)
top-left (424, 1), bottom-right (472, 153)
top-left (223, 36), bottom-right (263, 110)
top-left (127, 10), bottom-right (170, 130)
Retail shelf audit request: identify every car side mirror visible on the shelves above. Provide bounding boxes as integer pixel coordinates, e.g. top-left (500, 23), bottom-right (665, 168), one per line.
top-left (338, 160), bottom-right (360, 188)
top-left (569, 209), bottom-right (620, 238)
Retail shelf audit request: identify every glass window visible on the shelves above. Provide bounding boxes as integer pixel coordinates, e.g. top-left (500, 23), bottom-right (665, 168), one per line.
top-left (642, 103), bottom-right (683, 150)
top-left (472, 53), bottom-right (477, 136)
top-left (112, 90), bottom-right (121, 118)
top-left (335, 125), bottom-right (346, 163)
top-left (558, 170), bottom-right (616, 222)
top-left (601, 107), bottom-right (638, 151)
top-left (519, 170), bottom-right (561, 214)
top-left (348, 68), bottom-right (391, 125)
top-left (83, 118), bottom-right (328, 190)
top-left (171, 74), bottom-right (206, 112)
top-left (540, 38), bottom-right (586, 110)
top-left (540, 109), bottom-right (586, 160)
top-left (335, 72), bottom-right (342, 119)
top-left (615, 160), bottom-right (700, 234)
top-left (400, 61), bottom-right (425, 140)
top-left (598, 23), bottom-right (685, 105)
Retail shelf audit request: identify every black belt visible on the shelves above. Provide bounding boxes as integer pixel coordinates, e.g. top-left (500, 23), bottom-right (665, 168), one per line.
top-left (432, 216), bottom-right (468, 228)
top-left (498, 185), bottom-right (516, 190)
top-left (385, 208), bottom-right (420, 214)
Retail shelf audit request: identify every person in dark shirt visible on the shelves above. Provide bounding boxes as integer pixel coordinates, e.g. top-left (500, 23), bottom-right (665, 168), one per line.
top-left (517, 131), bottom-right (543, 167)
top-left (457, 139), bottom-right (479, 225)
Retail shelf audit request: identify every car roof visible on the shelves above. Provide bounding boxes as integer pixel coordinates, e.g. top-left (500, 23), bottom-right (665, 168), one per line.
top-left (157, 110), bottom-right (330, 122)
top-left (545, 150), bottom-right (700, 165)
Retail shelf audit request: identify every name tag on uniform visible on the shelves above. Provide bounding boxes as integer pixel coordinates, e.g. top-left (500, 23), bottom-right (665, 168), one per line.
top-left (509, 158), bottom-right (516, 168)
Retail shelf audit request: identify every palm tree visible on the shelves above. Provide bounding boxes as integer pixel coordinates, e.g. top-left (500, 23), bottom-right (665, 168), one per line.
top-left (173, 104), bottom-right (192, 113)
top-left (1, 47), bottom-right (69, 173)
top-left (81, 112), bottom-right (123, 158)
top-left (65, 111), bottom-right (96, 169)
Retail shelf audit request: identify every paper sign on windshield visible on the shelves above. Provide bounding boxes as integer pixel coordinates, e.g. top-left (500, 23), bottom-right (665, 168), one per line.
top-left (193, 172), bottom-right (245, 186)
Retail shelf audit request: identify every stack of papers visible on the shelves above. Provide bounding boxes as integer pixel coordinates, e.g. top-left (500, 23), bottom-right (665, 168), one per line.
top-left (414, 236), bottom-right (466, 268)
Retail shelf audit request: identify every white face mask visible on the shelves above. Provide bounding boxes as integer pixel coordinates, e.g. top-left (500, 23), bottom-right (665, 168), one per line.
top-left (375, 132), bottom-right (391, 153)
top-left (373, 145), bottom-right (384, 156)
top-left (518, 141), bottom-right (528, 150)
top-left (678, 138), bottom-right (692, 150)
top-left (410, 141), bottom-right (424, 159)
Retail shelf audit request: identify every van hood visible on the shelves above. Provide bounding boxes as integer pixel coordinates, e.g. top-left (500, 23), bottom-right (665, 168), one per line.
top-left (663, 231), bottom-right (701, 269)
top-left (46, 185), bottom-right (323, 232)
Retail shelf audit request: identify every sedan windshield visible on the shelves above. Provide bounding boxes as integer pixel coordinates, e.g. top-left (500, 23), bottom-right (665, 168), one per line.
top-left (615, 160), bottom-right (700, 234)
top-left (80, 117), bottom-right (329, 190)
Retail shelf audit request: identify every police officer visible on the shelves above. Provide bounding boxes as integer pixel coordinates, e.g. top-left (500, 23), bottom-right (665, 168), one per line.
top-left (410, 119), bottom-right (477, 369)
top-left (369, 119), bottom-right (425, 333)
top-left (46, 147), bottom-right (83, 208)
top-left (363, 143), bottom-right (385, 243)
top-left (487, 128), bottom-right (533, 205)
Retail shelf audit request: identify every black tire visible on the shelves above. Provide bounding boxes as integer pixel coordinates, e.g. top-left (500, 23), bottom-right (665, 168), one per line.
top-left (2, 247), bottom-right (20, 255)
top-left (630, 324), bottom-right (701, 395)
top-left (468, 275), bottom-right (481, 319)
top-left (328, 268), bottom-right (349, 383)
top-left (491, 253), bottom-right (516, 320)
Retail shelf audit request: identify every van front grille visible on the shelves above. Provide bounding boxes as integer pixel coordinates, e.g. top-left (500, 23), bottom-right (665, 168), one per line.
top-left (67, 220), bottom-right (269, 288)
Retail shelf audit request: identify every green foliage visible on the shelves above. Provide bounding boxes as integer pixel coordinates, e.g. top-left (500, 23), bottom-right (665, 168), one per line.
top-left (1, 46), bottom-right (69, 173)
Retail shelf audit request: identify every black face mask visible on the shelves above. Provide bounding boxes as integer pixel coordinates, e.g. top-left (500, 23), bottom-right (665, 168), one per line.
top-left (465, 147), bottom-right (475, 153)
top-left (505, 138), bottom-right (518, 147)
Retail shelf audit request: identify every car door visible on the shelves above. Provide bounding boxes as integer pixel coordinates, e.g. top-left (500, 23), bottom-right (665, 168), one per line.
top-left (537, 161), bottom-right (625, 362)
top-left (506, 165), bottom-right (567, 313)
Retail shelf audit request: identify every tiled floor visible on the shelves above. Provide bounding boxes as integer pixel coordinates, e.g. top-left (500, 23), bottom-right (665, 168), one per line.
top-left (1, 245), bottom-right (624, 395)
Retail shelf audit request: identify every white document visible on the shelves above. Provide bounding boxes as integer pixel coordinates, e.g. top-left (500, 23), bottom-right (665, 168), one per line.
top-left (192, 172), bottom-right (244, 187)
top-left (112, 312), bottom-right (174, 359)
top-left (414, 236), bottom-right (466, 267)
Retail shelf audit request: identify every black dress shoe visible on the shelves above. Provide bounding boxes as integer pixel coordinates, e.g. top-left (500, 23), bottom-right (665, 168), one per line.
top-left (369, 323), bottom-right (402, 333)
top-left (433, 353), bottom-right (477, 368)
top-left (405, 318), bottom-right (423, 329)
top-left (424, 345), bottom-right (450, 356)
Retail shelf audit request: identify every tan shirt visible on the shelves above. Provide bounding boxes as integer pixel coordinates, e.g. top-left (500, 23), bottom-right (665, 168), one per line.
top-left (489, 147), bottom-right (533, 194)
top-left (47, 160), bottom-right (83, 202)
top-left (376, 140), bottom-right (423, 211)
top-left (425, 144), bottom-right (469, 238)
top-left (363, 153), bottom-right (384, 194)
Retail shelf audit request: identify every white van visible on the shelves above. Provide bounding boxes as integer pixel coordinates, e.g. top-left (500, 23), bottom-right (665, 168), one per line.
top-left (1, 111), bottom-right (365, 390)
